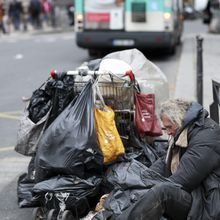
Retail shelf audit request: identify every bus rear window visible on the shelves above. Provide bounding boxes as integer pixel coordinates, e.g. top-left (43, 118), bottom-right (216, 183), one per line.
top-left (131, 2), bottom-right (146, 22)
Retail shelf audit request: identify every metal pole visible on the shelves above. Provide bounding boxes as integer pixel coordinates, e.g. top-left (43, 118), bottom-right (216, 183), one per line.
top-left (196, 35), bottom-right (204, 105)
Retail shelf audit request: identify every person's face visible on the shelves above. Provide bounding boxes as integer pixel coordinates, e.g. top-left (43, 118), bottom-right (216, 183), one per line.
top-left (161, 114), bottom-right (177, 137)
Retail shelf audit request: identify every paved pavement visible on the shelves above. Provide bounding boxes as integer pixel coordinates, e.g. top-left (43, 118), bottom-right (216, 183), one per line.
top-left (175, 31), bottom-right (220, 112)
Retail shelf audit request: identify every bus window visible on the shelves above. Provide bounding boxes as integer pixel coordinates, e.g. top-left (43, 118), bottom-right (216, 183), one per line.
top-left (131, 2), bottom-right (146, 22)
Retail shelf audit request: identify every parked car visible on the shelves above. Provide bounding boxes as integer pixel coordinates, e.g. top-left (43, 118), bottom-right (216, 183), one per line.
top-left (183, 5), bottom-right (199, 20)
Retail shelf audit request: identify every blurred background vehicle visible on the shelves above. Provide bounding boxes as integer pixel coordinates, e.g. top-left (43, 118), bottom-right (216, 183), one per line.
top-left (75, 0), bottom-right (184, 56)
top-left (208, 0), bottom-right (220, 33)
top-left (183, 4), bottom-right (201, 20)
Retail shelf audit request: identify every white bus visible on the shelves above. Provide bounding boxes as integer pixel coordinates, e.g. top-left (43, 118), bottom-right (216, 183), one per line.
top-left (75, 0), bottom-right (184, 55)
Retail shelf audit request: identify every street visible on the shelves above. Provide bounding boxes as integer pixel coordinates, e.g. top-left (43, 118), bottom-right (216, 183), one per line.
top-left (0, 19), bottom-right (208, 219)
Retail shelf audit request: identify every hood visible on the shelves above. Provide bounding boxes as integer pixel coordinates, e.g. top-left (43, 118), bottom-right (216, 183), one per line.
top-left (174, 102), bottom-right (204, 141)
top-left (182, 102), bottom-right (203, 128)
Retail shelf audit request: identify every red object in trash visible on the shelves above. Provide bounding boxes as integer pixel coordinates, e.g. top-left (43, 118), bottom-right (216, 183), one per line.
top-left (50, 70), bottom-right (57, 78)
top-left (124, 70), bottom-right (135, 81)
top-left (134, 92), bottom-right (162, 137)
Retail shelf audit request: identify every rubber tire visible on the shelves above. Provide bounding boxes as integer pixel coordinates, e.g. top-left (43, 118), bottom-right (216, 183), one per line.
top-left (61, 210), bottom-right (74, 220)
top-left (47, 209), bottom-right (58, 220)
top-left (32, 207), bottom-right (46, 220)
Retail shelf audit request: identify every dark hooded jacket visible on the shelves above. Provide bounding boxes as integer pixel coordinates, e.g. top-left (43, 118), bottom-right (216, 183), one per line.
top-left (164, 102), bottom-right (220, 220)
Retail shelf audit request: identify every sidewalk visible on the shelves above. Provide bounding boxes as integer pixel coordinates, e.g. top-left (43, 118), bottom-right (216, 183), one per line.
top-left (0, 23), bottom-right (74, 39)
top-left (175, 32), bottom-right (220, 111)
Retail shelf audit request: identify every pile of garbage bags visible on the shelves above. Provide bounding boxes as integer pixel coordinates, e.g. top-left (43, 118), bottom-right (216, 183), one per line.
top-left (15, 49), bottom-right (169, 219)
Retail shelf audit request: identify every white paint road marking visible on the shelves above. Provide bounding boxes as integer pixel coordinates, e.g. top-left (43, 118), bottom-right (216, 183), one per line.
top-left (0, 111), bottom-right (21, 120)
top-left (14, 54), bottom-right (24, 60)
top-left (0, 146), bottom-right (14, 152)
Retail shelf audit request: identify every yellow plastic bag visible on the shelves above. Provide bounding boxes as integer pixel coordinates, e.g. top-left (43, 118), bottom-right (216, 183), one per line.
top-left (95, 105), bottom-right (125, 164)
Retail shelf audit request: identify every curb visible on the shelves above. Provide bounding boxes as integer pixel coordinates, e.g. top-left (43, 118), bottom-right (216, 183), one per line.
top-left (175, 34), bottom-right (197, 101)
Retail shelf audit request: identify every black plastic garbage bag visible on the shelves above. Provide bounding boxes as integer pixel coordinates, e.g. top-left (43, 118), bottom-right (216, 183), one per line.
top-left (15, 74), bottom-right (76, 157)
top-left (33, 175), bottom-right (102, 194)
top-left (109, 159), bottom-right (180, 189)
top-left (17, 156), bottom-right (42, 208)
top-left (92, 160), bottom-right (180, 219)
top-left (17, 173), bottom-right (42, 208)
top-left (45, 73), bottom-right (75, 123)
top-left (106, 159), bottom-right (173, 190)
top-left (99, 158), bottom-right (150, 195)
top-left (28, 88), bottom-right (51, 124)
top-left (123, 126), bottom-right (159, 167)
top-left (33, 175), bottom-right (102, 218)
top-left (35, 80), bottom-right (103, 181)
top-left (28, 74), bottom-right (75, 125)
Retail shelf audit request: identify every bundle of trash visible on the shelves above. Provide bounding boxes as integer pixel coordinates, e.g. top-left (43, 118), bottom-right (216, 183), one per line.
top-left (15, 49), bottom-right (170, 220)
